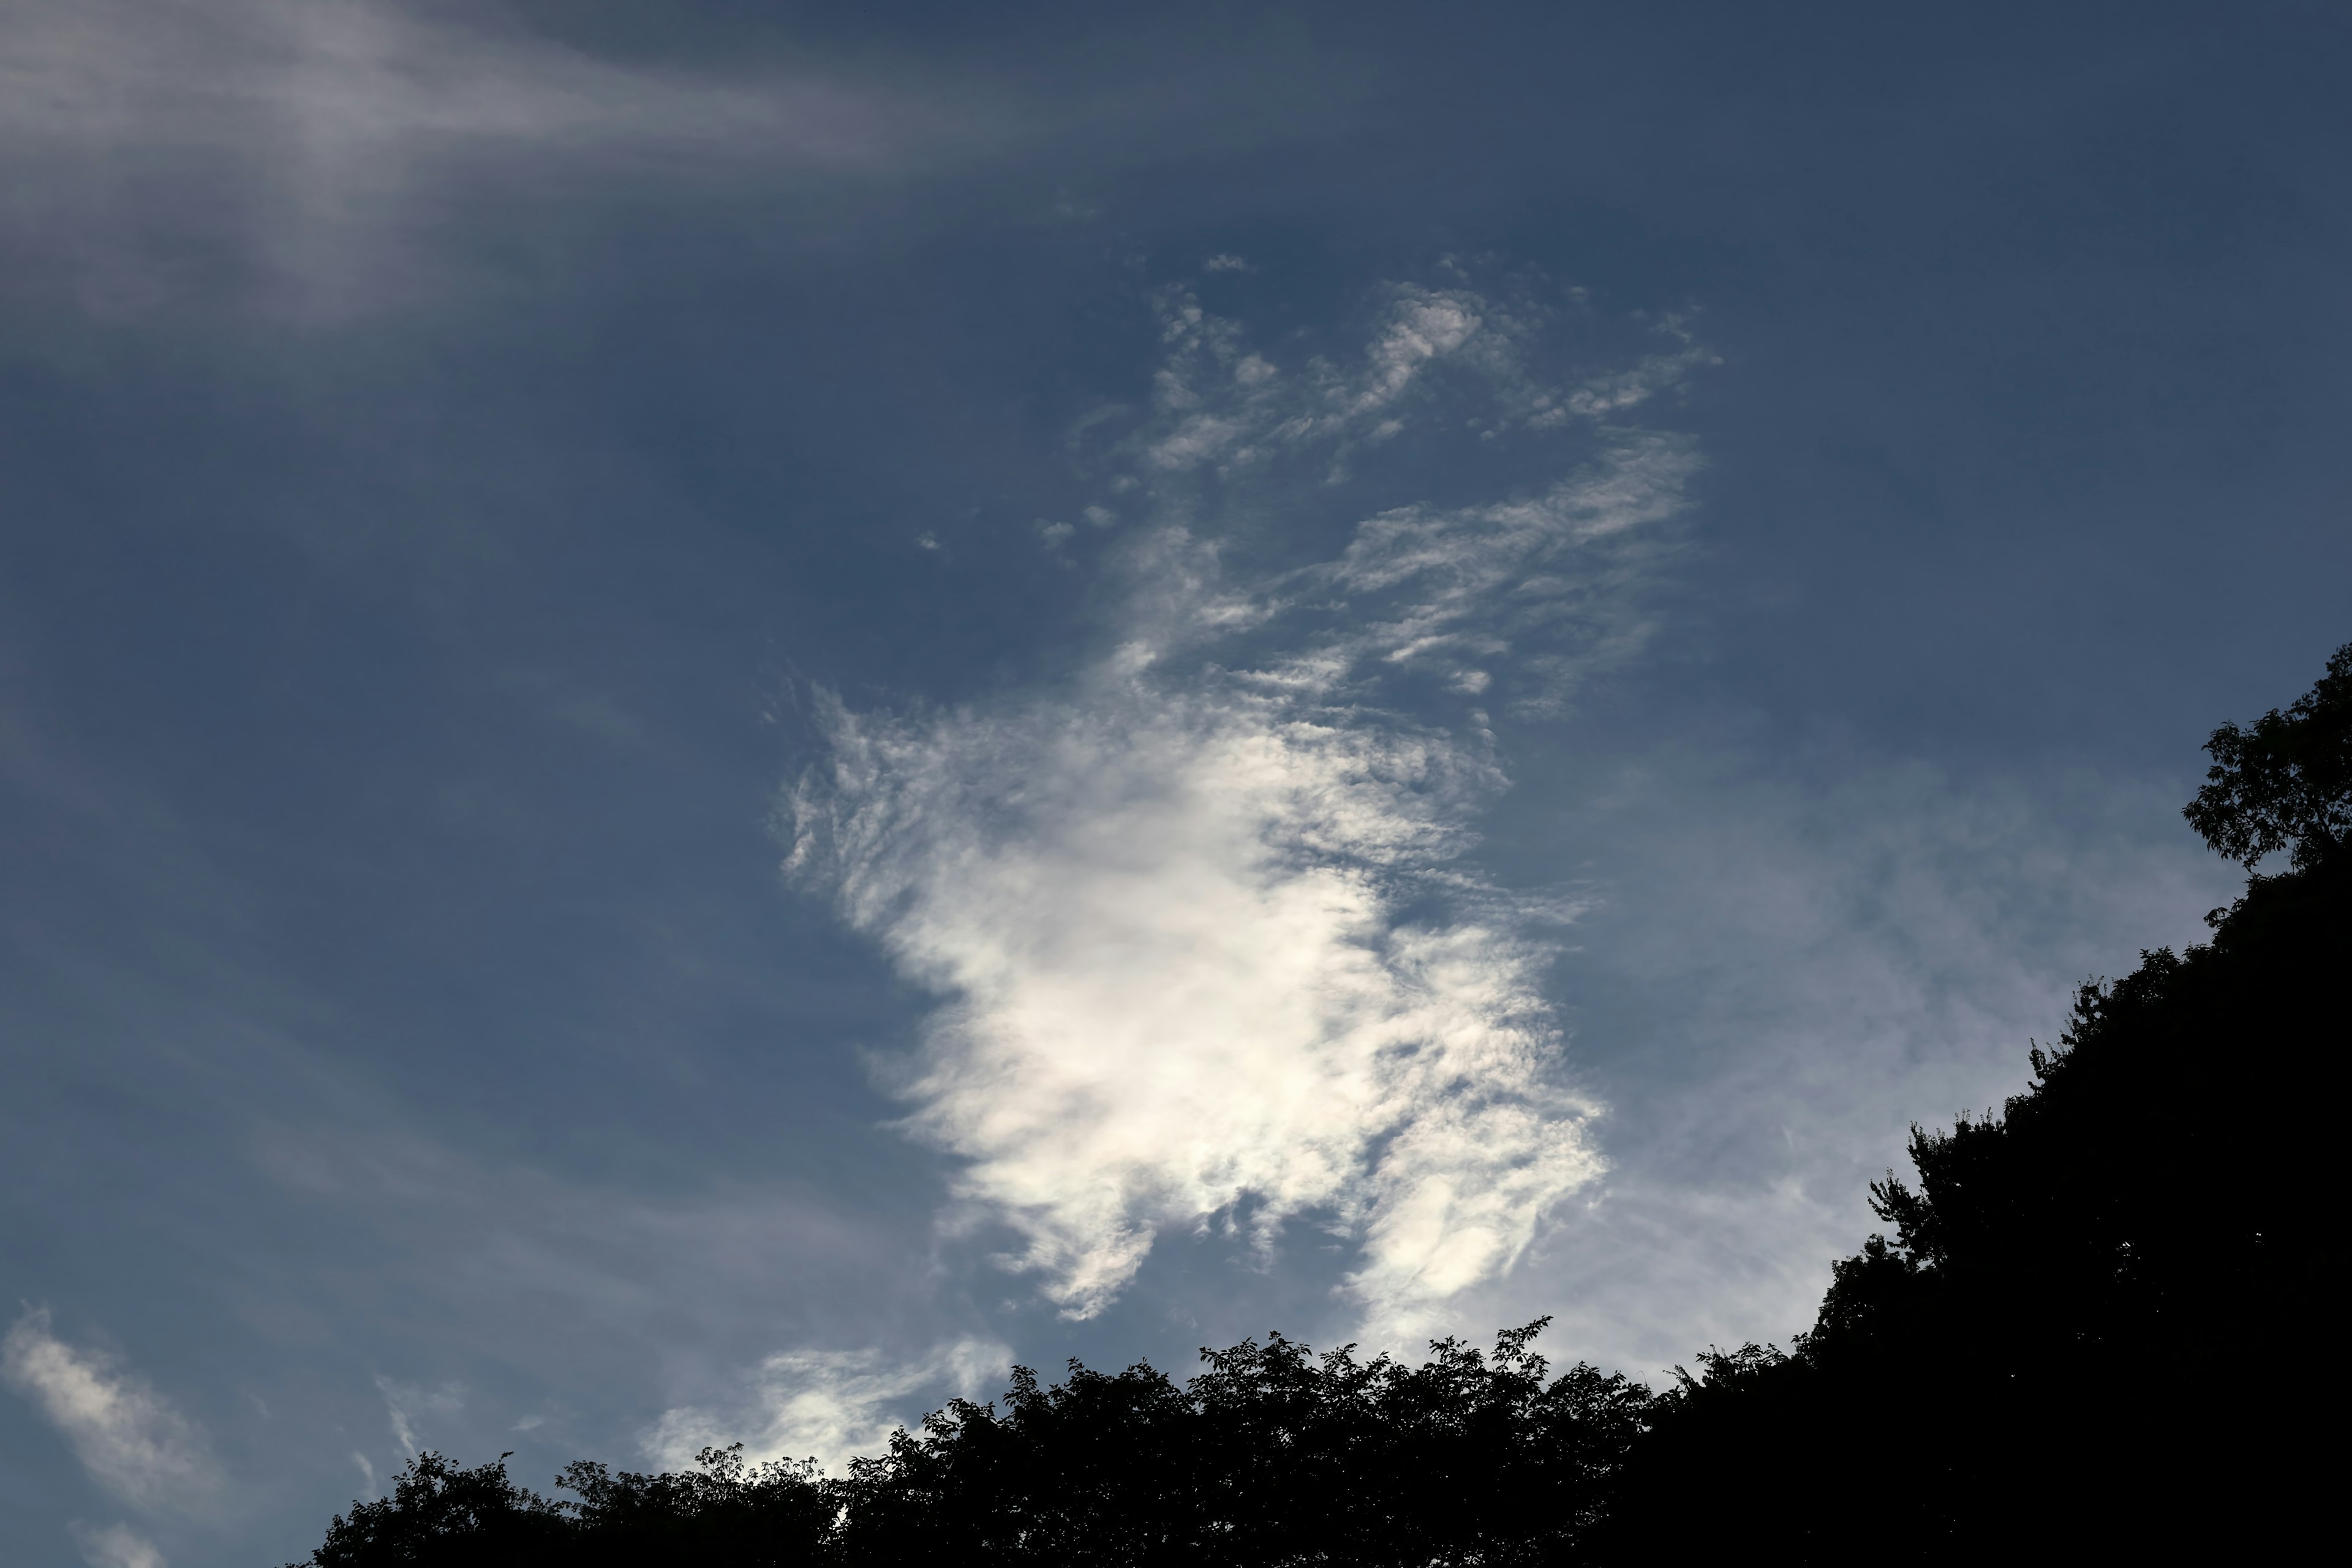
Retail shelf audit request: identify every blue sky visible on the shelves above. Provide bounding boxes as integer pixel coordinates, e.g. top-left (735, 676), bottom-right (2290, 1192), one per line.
top-left (2, 3), bottom-right (2345, 1563)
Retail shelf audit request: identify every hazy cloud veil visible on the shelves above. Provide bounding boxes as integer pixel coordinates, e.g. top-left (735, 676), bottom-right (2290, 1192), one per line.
top-left (786, 281), bottom-right (1708, 1338)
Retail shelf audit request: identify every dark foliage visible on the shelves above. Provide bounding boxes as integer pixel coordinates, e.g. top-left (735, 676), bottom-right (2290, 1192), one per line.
top-left (830, 1323), bottom-right (1653, 1565)
top-left (301, 1451), bottom-right (570, 1567)
top-left (292, 1333), bottom-right (1653, 1567)
top-left (297, 1446), bottom-right (834, 1568)
top-left (2184, 639), bottom-right (2352, 870)
top-left (293, 644), bottom-right (2347, 1565)
top-left (557, 1445), bottom-right (835, 1564)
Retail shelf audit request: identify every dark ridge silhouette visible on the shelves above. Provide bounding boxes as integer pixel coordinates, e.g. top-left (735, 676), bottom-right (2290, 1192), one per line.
top-left (290, 643), bottom-right (2346, 1565)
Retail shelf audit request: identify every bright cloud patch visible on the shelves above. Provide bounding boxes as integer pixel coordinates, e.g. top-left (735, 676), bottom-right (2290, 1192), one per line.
top-left (2, 1309), bottom-right (222, 1515)
top-left (786, 284), bottom-right (1705, 1335)
top-left (647, 1339), bottom-right (1007, 1476)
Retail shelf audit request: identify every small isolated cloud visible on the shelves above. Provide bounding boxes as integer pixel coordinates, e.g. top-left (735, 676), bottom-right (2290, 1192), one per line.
top-left (1204, 253), bottom-right (1256, 273)
top-left (2, 1310), bottom-right (222, 1515)
top-left (785, 282), bottom-right (1705, 1339)
top-left (70, 1521), bottom-right (165, 1568)
top-left (374, 1376), bottom-right (463, 1454)
top-left (646, 1339), bottom-right (1007, 1476)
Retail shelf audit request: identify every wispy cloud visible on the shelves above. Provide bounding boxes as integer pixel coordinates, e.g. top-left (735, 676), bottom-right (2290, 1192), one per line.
top-left (646, 1339), bottom-right (1008, 1475)
top-left (70, 1521), bottom-right (167, 1568)
top-left (786, 284), bottom-right (1707, 1337)
top-left (1133, 280), bottom-right (1711, 486)
top-left (0, 0), bottom-right (1001, 315)
top-left (0, 3), bottom-right (1373, 322)
top-left (0, 0), bottom-right (950, 165)
top-left (374, 1374), bottom-right (462, 1455)
top-left (2, 1309), bottom-right (222, 1515)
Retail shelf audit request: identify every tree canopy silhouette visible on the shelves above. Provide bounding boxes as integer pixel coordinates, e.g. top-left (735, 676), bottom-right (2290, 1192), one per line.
top-left (2184, 640), bottom-right (2352, 869)
top-left (294, 1329), bottom-right (1655, 1566)
top-left (827, 1322), bottom-right (1652, 1565)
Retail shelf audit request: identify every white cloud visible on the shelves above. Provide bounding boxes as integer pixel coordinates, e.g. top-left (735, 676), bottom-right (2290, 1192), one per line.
top-left (1131, 281), bottom-right (1702, 489)
top-left (1305, 437), bottom-right (1696, 714)
top-left (646, 1338), bottom-right (1007, 1476)
top-left (785, 286), bottom-right (1706, 1338)
top-left (70, 1521), bottom-right (165, 1568)
top-left (2, 1310), bottom-right (222, 1515)
top-left (373, 1375), bottom-right (462, 1454)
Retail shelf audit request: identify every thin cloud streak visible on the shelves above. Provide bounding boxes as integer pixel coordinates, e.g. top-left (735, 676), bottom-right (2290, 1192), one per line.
top-left (786, 285), bottom-right (1707, 1337)
top-left (0, 2), bottom-right (1369, 322)
top-left (0, 0), bottom-right (946, 165)
top-left (0, 0), bottom-right (1006, 315)
top-left (373, 1375), bottom-right (462, 1456)
top-left (2, 1309), bottom-right (223, 1515)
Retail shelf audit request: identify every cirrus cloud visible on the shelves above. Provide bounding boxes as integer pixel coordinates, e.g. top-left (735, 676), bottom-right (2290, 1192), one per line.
top-left (785, 284), bottom-right (1708, 1338)
top-left (2, 1308), bottom-right (222, 1515)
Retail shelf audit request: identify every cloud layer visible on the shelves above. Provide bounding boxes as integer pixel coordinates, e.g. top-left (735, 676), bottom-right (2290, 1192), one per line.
top-left (0, 0), bottom-right (996, 316)
top-left (787, 282), bottom-right (1705, 1335)
top-left (2, 1309), bottom-right (221, 1515)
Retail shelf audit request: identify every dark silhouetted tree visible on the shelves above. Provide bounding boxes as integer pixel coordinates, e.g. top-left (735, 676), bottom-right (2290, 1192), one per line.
top-left (298, 1452), bottom-right (569, 1567)
top-left (294, 1327), bottom-right (1656, 1566)
top-left (559, 1444), bottom-right (835, 1565)
top-left (829, 1320), bottom-right (1653, 1565)
top-left (2184, 640), bottom-right (2352, 869)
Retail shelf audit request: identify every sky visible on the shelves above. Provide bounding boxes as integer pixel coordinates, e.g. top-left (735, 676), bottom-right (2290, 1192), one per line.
top-left (1, 2), bottom-right (2346, 1563)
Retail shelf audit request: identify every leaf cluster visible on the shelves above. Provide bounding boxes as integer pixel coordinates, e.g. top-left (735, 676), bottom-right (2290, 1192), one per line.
top-left (2183, 640), bottom-right (2352, 869)
top-left (832, 1321), bottom-right (1652, 1566)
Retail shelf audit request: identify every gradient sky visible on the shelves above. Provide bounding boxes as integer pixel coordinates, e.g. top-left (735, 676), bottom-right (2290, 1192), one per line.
top-left (2, 4), bottom-right (2346, 1564)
